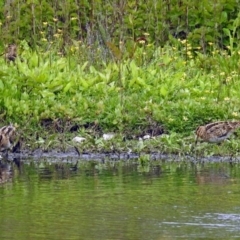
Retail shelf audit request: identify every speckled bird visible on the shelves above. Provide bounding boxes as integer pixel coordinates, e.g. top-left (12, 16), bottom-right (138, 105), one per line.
top-left (0, 124), bottom-right (16, 154)
top-left (4, 44), bottom-right (17, 62)
top-left (195, 121), bottom-right (240, 144)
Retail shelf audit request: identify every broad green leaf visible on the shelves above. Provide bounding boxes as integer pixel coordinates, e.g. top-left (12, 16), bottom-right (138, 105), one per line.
top-left (160, 86), bottom-right (168, 97)
top-left (28, 52), bottom-right (39, 68)
top-left (63, 82), bottom-right (73, 93)
top-left (41, 90), bottom-right (55, 99)
top-left (80, 79), bottom-right (89, 89)
top-left (220, 11), bottom-right (228, 23)
top-left (81, 62), bottom-right (88, 71)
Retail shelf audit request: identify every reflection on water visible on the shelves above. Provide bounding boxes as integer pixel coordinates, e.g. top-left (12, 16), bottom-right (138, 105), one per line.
top-left (0, 158), bottom-right (240, 239)
top-left (0, 161), bottom-right (12, 184)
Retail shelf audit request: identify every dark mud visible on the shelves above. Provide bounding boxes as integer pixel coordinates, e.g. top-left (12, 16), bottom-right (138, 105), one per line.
top-left (3, 147), bottom-right (240, 163)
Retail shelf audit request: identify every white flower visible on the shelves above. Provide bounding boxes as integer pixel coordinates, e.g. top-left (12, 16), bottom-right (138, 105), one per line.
top-left (103, 133), bottom-right (115, 140)
top-left (143, 135), bottom-right (151, 140)
top-left (72, 136), bottom-right (86, 143)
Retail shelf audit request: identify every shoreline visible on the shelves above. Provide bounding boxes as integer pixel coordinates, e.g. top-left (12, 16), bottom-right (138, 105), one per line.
top-left (2, 147), bottom-right (238, 163)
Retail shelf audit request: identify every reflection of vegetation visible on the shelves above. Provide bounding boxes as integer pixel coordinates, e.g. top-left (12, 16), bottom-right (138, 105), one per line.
top-left (137, 154), bottom-right (150, 173)
top-left (0, 161), bottom-right (12, 184)
top-left (0, 159), bottom-right (239, 239)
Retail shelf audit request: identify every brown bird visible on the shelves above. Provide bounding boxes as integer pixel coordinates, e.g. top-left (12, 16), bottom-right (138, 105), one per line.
top-left (4, 44), bottom-right (17, 62)
top-left (0, 134), bottom-right (12, 152)
top-left (0, 124), bottom-right (17, 155)
top-left (195, 121), bottom-right (240, 144)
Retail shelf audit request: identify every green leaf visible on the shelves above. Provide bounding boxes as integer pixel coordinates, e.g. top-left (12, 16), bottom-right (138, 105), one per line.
top-left (64, 82), bottom-right (73, 93)
top-left (41, 90), bottom-right (55, 99)
top-left (28, 52), bottom-right (39, 68)
top-left (222, 28), bottom-right (230, 37)
top-left (220, 11), bottom-right (228, 23)
top-left (0, 80), bottom-right (4, 90)
top-left (81, 62), bottom-right (88, 71)
top-left (160, 86), bottom-right (168, 97)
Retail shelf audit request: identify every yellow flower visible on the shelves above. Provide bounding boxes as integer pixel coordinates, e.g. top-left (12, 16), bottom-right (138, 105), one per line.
top-left (208, 42), bottom-right (213, 46)
top-left (226, 77), bottom-right (232, 82)
top-left (43, 22), bottom-right (48, 26)
top-left (205, 90), bottom-right (214, 93)
top-left (143, 32), bottom-right (150, 36)
top-left (139, 40), bottom-right (146, 44)
top-left (232, 112), bottom-right (238, 117)
top-left (224, 97), bottom-right (230, 101)
top-left (71, 17), bottom-right (77, 21)
top-left (183, 116), bottom-right (188, 121)
top-left (220, 72), bottom-right (225, 76)
top-left (53, 18), bottom-right (58, 22)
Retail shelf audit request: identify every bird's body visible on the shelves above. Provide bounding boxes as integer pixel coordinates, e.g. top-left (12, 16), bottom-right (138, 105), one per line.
top-left (0, 124), bottom-right (16, 153)
top-left (195, 121), bottom-right (240, 144)
top-left (4, 44), bottom-right (17, 62)
top-left (0, 134), bottom-right (11, 151)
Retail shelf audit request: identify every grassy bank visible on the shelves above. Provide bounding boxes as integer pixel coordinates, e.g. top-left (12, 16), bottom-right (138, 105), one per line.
top-left (1, 40), bottom-right (240, 156)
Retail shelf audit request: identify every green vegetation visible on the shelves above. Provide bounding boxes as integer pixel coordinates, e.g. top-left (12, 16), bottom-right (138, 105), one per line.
top-left (0, 1), bottom-right (240, 156)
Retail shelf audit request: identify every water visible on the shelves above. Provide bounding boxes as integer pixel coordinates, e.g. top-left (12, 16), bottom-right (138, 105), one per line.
top-left (1, 158), bottom-right (240, 239)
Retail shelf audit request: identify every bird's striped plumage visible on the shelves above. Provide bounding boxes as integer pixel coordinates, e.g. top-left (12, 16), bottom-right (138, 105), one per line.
top-left (195, 121), bottom-right (240, 144)
top-left (0, 124), bottom-right (16, 153)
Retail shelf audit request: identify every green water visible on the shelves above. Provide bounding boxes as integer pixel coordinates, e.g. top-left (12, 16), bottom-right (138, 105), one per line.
top-left (0, 158), bottom-right (240, 240)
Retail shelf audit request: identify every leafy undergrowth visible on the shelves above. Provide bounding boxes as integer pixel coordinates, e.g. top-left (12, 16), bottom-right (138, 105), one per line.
top-left (0, 40), bottom-right (240, 157)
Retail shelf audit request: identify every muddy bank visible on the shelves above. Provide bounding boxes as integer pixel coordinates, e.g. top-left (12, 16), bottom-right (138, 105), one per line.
top-left (3, 147), bottom-right (239, 163)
